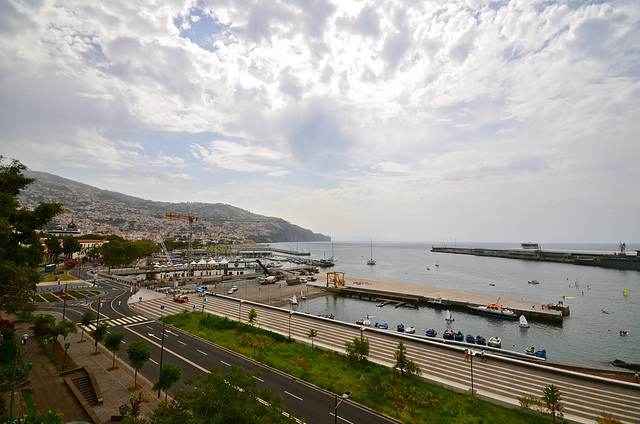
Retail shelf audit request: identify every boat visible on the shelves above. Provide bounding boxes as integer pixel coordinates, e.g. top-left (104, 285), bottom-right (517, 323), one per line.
top-left (435, 258), bottom-right (440, 267)
top-left (445, 310), bottom-right (455, 322)
top-left (528, 280), bottom-right (540, 284)
top-left (465, 334), bottom-right (476, 344)
top-left (356, 319), bottom-right (371, 326)
top-left (367, 238), bottom-right (376, 265)
top-left (425, 329), bottom-right (437, 337)
top-left (300, 290), bottom-right (307, 300)
top-left (405, 326), bottom-right (416, 334)
top-left (376, 302), bottom-right (385, 307)
top-left (468, 303), bottom-right (517, 320)
top-left (612, 359), bottom-right (640, 371)
top-left (397, 323), bottom-right (405, 332)
top-left (378, 323), bottom-right (388, 330)
top-left (443, 329), bottom-right (454, 340)
top-left (534, 349), bottom-right (547, 359)
top-left (519, 315), bottom-right (530, 328)
top-left (427, 297), bottom-right (453, 308)
top-left (475, 335), bottom-right (486, 345)
top-left (454, 331), bottom-right (464, 342)
top-left (525, 347), bottom-right (536, 355)
top-left (488, 336), bottom-right (502, 348)
top-left (290, 295), bottom-right (298, 305)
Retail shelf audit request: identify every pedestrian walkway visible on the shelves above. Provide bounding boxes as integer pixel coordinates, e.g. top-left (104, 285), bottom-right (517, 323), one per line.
top-left (82, 315), bottom-right (149, 332)
top-left (4, 312), bottom-right (163, 423)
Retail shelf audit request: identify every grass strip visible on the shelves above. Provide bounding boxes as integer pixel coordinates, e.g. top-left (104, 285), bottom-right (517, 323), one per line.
top-left (30, 294), bottom-right (47, 303)
top-left (40, 293), bottom-right (61, 302)
top-left (162, 312), bottom-right (547, 424)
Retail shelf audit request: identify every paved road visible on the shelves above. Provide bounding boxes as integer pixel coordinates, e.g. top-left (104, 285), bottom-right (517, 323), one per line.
top-left (59, 271), bottom-right (396, 424)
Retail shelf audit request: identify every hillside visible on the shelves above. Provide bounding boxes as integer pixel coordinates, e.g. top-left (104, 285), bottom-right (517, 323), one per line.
top-left (19, 170), bottom-right (330, 243)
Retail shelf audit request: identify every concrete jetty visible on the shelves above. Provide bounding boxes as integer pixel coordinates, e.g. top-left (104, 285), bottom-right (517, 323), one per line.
top-left (310, 273), bottom-right (565, 323)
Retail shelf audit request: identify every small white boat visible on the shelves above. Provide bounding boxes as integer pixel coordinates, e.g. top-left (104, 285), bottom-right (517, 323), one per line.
top-left (519, 315), bottom-right (530, 328)
top-left (435, 259), bottom-right (440, 267)
top-left (468, 303), bottom-right (517, 320)
top-left (488, 336), bottom-right (502, 348)
top-left (290, 295), bottom-right (298, 305)
top-left (367, 238), bottom-right (376, 265)
top-left (445, 310), bottom-right (455, 322)
top-left (300, 290), bottom-right (307, 300)
top-left (405, 326), bottom-right (416, 334)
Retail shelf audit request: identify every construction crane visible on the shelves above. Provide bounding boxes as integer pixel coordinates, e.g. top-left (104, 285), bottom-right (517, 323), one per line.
top-left (166, 213), bottom-right (197, 276)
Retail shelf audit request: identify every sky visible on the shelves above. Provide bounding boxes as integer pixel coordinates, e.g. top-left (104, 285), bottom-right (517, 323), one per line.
top-left (1, 0), bottom-right (639, 243)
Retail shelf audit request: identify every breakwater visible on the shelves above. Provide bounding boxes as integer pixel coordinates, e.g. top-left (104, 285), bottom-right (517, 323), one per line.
top-left (431, 246), bottom-right (640, 271)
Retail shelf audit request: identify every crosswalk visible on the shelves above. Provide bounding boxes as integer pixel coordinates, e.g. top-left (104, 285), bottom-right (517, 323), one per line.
top-left (82, 314), bottom-right (149, 331)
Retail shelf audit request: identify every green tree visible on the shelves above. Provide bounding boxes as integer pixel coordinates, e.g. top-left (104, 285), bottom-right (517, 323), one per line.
top-left (33, 314), bottom-right (56, 337)
top-left (306, 328), bottom-right (318, 350)
top-left (101, 239), bottom-right (159, 267)
top-left (150, 365), bottom-right (298, 424)
top-left (345, 335), bottom-right (370, 363)
top-left (62, 236), bottom-right (81, 260)
top-left (127, 340), bottom-right (152, 388)
top-left (0, 157), bottom-right (64, 312)
top-left (90, 322), bottom-right (109, 354)
top-left (54, 319), bottom-right (77, 341)
top-left (44, 236), bottom-right (63, 263)
top-left (393, 340), bottom-right (421, 380)
top-left (152, 362), bottom-right (182, 401)
top-left (105, 332), bottom-right (125, 369)
top-left (542, 384), bottom-right (563, 423)
top-left (247, 308), bottom-right (258, 326)
top-left (80, 310), bottom-right (95, 341)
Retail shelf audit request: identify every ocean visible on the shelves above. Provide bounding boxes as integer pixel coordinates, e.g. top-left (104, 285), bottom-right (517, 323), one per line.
top-left (272, 241), bottom-right (640, 370)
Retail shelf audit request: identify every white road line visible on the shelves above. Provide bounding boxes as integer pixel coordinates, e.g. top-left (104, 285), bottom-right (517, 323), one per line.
top-left (149, 358), bottom-right (158, 365)
top-left (220, 360), bottom-right (231, 367)
top-left (146, 325), bottom-right (154, 330)
top-left (197, 349), bottom-right (207, 355)
top-left (330, 413), bottom-right (353, 424)
top-left (177, 340), bottom-right (186, 345)
top-left (284, 391), bottom-right (302, 401)
top-left (252, 375), bottom-right (264, 382)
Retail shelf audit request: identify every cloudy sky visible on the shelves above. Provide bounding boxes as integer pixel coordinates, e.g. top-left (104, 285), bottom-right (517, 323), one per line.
top-left (1, 0), bottom-right (639, 243)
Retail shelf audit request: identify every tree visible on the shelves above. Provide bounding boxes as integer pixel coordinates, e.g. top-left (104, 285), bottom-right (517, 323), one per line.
top-left (80, 310), bottom-right (95, 341)
top-left (0, 157), bottom-right (64, 313)
top-left (127, 340), bottom-right (151, 388)
top-left (44, 236), bottom-right (63, 263)
top-left (306, 328), bottom-right (318, 350)
top-left (54, 319), bottom-right (77, 341)
top-left (105, 332), bottom-right (125, 369)
top-left (345, 335), bottom-right (370, 363)
top-left (62, 236), bottom-right (81, 260)
top-left (33, 314), bottom-right (56, 337)
top-left (152, 362), bottom-right (182, 401)
top-left (150, 365), bottom-right (298, 424)
top-left (542, 384), bottom-right (563, 423)
top-left (393, 340), bottom-right (421, 380)
top-left (247, 308), bottom-right (258, 326)
top-left (90, 322), bottom-right (109, 354)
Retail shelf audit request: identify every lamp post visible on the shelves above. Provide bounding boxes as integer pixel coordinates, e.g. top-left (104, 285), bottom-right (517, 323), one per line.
top-left (62, 281), bottom-right (69, 320)
top-left (158, 322), bottom-right (173, 397)
top-left (62, 342), bottom-right (70, 370)
top-left (288, 311), bottom-right (294, 338)
top-left (334, 390), bottom-right (351, 424)
top-left (469, 349), bottom-right (476, 396)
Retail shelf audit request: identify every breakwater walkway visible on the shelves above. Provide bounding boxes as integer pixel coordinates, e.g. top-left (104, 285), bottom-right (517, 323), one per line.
top-left (311, 273), bottom-right (566, 323)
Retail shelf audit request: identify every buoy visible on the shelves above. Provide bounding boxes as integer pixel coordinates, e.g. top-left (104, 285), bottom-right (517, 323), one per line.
top-left (623, 289), bottom-right (628, 295)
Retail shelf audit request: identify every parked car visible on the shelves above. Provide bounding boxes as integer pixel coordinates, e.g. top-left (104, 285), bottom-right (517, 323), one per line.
top-left (173, 294), bottom-right (188, 303)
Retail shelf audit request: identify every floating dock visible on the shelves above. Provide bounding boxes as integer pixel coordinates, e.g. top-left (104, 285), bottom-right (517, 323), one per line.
top-left (431, 243), bottom-right (640, 271)
top-left (311, 273), bottom-right (566, 323)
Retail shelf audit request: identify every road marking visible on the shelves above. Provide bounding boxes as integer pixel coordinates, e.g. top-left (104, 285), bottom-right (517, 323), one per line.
top-left (197, 349), bottom-right (207, 355)
top-left (148, 333), bottom-right (160, 340)
top-left (252, 375), bottom-right (264, 382)
top-left (330, 413), bottom-right (353, 424)
top-left (150, 358), bottom-right (158, 364)
top-left (178, 340), bottom-right (186, 346)
top-left (284, 391), bottom-right (302, 401)
top-left (146, 325), bottom-right (154, 330)
top-left (220, 361), bottom-right (231, 367)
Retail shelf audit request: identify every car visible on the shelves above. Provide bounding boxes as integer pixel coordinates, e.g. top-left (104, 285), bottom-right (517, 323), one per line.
top-left (173, 294), bottom-right (188, 303)
top-left (228, 285), bottom-right (238, 294)
top-left (300, 278), bottom-right (307, 283)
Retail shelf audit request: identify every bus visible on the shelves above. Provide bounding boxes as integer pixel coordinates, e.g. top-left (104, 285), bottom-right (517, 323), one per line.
top-left (44, 264), bottom-right (56, 272)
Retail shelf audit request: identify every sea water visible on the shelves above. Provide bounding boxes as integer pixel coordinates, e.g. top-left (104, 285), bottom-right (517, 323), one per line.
top-left (272, 241), bottom-right (640, 370)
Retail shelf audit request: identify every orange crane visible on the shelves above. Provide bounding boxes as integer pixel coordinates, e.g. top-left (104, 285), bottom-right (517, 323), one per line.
top-left (166, 213), bottom-right (197, 276)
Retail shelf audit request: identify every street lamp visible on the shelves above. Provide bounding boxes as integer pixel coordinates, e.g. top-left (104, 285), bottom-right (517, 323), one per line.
top-left (158, 322), bottom-right (173, 397)
top-left (62, 281), bottom-right (69, 320)
top-left (469, 349), bottom-right (477, 396)
top-left (334, 390), bottom-right (351, 424)
top-left (62, 342), bottom-right (70, 370)
top-left (288, 310), bottom-right (294, 338)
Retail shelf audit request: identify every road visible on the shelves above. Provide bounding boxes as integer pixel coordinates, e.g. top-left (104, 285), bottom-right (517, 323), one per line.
top-left (56, 268), bottom-right (396, 424)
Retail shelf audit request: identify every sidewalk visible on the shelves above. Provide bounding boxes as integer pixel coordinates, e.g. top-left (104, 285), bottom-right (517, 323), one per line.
top-left (7, 311), bottom-right (164, 424)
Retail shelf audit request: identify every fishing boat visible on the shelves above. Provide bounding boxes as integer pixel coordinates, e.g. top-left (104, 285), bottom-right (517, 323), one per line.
top-left (290, 295), bottom-right (298, 305)
top-left (397, 323), bottom-right (405, 332)
top-left (519, 315), bottom-right (530, 328)
top-left (367, 238), bottom-right (376, 265)
top-left (488, 336), bottom-right (502, 348)
top-left (465, 334), bottom-right (476, 344)
top-left (405, 326), bottom-right (416, 334)
top-left (468, 303), bottom-right (517, 319)
top-left (445, 310), bottom-right (455, 322)
top-left (454, 331), bottom-right (464, 342)
top-left (443, 329), bottom-right (454, 340)
top-left (475, 335), bottom-right (486, 345)
top-left (427, 297), bottom-right (453, 308)
top-left (425, 329), bottom-right (437, 337)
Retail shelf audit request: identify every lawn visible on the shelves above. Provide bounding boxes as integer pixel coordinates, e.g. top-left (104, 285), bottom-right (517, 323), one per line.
top-left (30, 294), bottom-right (47, 303)
top-left (41, 272), bottom-right (77, 282)
top-left (162, 312), bottom-right (550, 424)
top-left (40, 293), bottom-right (61, 302)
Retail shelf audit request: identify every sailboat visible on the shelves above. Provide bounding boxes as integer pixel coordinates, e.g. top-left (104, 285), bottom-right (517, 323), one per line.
top-left (445, 310), bottom-right (455, 322)
top-left (435, 258), bottom-right (440, 267)
top-left (290, 295), bottom-right (298, 305)
top-left (367, 238), bottom-right (376, 265)
top-left (519, 315), bottom-right (530, 328)
top-left (300, 290), bottom-right (307, 300)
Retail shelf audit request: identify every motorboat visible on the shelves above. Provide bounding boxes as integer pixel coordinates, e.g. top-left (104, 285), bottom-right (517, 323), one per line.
top-left (526, 347), bottom-right (547, 359)
top-left (445, 310), bottom-right (455, 322)
top-left (378, 323), bottom-right (388, 330)
top-left (425, 329), bottom-right (437, 337)
top-left (405, 326), bottom-right (416, 334)
top-left (427, 297), bottom-right (453, 308)
top-left (454, 331), bottom-right (464, 342)
top-left (465, 334), bottom-right (475, 344)
top-left (475, 335), bottom-right (486, 345)
top-left (376, 302), bottom-right (385, 307)
top-left (468, 303), bottom-right (517, 320)
top-left (443, 329), bottom-right (454, 340)
top-left (519, 315), bottom-right (530, 328)
top-left (488, 336), bottom-right (502, 348)
top-left (356, 319), bottom-right (371, 326)
top-left (528, 280), bottom-right (540, 284)
top-left (397, 323), bottom-right (405, 332)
